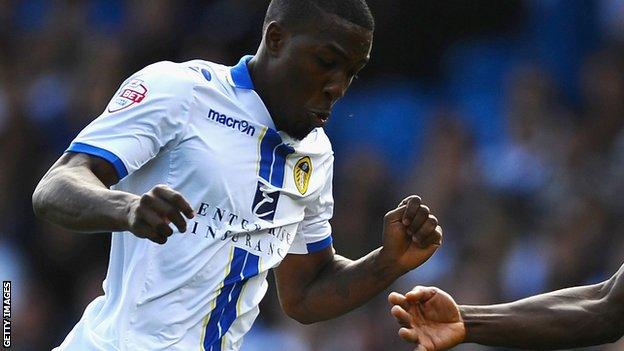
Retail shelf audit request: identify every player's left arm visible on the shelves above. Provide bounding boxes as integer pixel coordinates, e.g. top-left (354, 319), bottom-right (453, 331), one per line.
top-left (274, 195), bottom-right (442, 324)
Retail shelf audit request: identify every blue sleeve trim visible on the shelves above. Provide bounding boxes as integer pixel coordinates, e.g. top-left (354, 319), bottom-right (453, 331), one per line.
top-left (66, 142), bottom-right (129, 179)
top-left (306, 235), bottom-right (333, 253)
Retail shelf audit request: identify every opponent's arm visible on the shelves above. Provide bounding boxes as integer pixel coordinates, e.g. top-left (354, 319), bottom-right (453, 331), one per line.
top-left (461, 264), bottom-right (624, 349)
top-left (32, 152), bottom-right (194, 244)
top-left (275, 196), bottom-right (443, 324)
top-left (389, 263), bottom-right (624, 350)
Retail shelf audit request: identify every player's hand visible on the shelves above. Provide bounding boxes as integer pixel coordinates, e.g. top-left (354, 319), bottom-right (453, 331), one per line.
top-left (380, 195), bottom-right (442, 272)
top-left (388, 287), bottom-right (465, 351)
top-left (125, 184), bottom-right (195, 244)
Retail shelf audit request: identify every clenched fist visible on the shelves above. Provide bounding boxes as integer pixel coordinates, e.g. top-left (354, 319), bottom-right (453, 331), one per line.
top-left (125, 184), bottom-right (195, 244)
top-left (379, 195), bottom-right (443, 274)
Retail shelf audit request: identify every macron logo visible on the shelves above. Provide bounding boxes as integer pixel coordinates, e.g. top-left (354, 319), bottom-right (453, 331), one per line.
top-left (207, 109), bottom-right (255, 137)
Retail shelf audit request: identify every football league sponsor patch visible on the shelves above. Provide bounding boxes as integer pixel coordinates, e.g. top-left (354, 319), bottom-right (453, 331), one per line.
top-left (107, 79), bottom-right (147, 113)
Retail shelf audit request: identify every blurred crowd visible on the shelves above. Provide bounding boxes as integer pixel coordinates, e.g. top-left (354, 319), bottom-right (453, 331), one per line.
top-left (1, 0), bottom-right (624, 350)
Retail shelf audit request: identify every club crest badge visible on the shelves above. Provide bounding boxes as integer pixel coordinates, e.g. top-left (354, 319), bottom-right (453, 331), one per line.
top-left (107, 79), bottom-right (148, 113)
top-left (294, 156), bottom-right (312, 195)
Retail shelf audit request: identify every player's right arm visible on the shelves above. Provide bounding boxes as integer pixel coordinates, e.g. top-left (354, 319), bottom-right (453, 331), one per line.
top-left (389, 263), bottom-right (624, 350)
top-left (32, 152), bottom-right (194, 244)
top-left (32, 61), bottom-right (197, 244)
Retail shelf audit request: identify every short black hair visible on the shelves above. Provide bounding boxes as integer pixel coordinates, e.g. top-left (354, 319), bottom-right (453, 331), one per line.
top-left (264, 0), bottom-right (374, 32)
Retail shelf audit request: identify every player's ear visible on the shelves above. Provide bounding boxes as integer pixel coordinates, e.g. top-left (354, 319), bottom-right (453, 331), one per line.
top-left (264, 21), bottom-right (287, 57)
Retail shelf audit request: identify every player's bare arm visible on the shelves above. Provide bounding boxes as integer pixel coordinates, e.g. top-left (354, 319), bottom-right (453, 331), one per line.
top-left (32, 152), bottom-right (194, 244)
top-left (389, 263), bottom-right (624, 350)
top-left (275, 195), bottom-right (443, 324)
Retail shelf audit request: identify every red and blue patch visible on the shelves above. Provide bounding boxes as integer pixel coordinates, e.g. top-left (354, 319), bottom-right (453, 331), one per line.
top-left (107, 79), bottom-right (148, 113)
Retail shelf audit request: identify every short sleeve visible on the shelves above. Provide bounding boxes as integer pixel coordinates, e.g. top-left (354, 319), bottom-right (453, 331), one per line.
top-left (65, 61), bottom-right (196, 179)
top-left (288, 158), bottom-right (334, 254)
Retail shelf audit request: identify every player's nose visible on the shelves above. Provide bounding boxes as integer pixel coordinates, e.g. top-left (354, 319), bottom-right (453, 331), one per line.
top-left (323, 73), bottom-right (349, 104)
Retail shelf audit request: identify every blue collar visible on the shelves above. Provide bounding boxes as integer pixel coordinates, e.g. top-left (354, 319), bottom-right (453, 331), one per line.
top-left (230, 55), bottom-right (255, 90)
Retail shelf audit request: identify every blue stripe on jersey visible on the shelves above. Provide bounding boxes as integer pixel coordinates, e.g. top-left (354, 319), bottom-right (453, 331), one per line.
top-left (306, 235), bottom-right (333, 253)
top-left (258, 129), bottom-right (294, 188)
top-left (259, 129), bottom-right (281, 182)
top-left (66, 142), bottom-right (129, 179)
top-left (270, 144), bottom-right (295, 187)
top-left (218, 253), bottom-right (259, 349)
top-left (203, 248), bottom-right (260, 351)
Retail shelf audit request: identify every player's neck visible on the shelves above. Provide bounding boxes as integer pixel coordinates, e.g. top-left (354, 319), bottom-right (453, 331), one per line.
top-left (247, 55), bottom-right (283, 130)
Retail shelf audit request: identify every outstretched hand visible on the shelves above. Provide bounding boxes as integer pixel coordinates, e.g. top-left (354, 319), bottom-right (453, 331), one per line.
top-left (388, 286), bottom-right (465, 351)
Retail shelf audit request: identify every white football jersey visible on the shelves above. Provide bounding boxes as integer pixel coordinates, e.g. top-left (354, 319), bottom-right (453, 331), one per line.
top-left (54, 56), bottom-right (334, 351)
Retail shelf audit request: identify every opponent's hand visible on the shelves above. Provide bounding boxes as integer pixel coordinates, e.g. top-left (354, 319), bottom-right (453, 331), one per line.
top-left (388, 287), bottom-right (465, 351)
top-left (125, 184), bottom-right (195, 244)
top-left (380, 195), bottom-right (443, 272)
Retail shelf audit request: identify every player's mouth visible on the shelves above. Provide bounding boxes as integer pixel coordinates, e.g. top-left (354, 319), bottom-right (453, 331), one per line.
top-left (309, 110), bottom-right (330, 128)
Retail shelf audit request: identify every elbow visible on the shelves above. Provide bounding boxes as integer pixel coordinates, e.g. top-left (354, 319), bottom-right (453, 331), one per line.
top-left (280, 300), bottom-right (319, 325)
top-left (596, 284), bottom-right (624, 344)
top-left (32, 186), bottom-right (46, 219)
top-left (32, 179), bottom-right (51, 220)
top-left (604, 306), bottom-right (624, 344)
top-left (605, 331), bottom-right (624, 345)
top-left (601, 315), bottom-right (624, 344)
top-left (285, 312), bottom-right (317, 325)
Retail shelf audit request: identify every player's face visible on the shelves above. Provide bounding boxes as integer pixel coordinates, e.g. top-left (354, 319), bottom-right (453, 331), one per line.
top-left (271, 17), bottom-right (373, 140)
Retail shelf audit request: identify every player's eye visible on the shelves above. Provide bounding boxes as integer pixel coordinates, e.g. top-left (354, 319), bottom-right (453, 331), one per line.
top-left (316, 56), bottom-right (337, 70)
